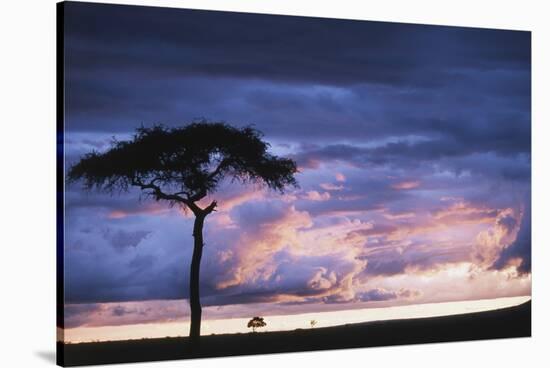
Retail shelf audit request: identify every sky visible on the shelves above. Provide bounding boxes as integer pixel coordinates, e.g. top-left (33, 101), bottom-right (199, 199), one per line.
top-left (61, 2), bottom-right (531, 340)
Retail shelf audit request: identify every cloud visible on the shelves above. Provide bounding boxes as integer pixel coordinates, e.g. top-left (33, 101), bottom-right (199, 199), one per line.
top-left (294, 138), bottom-right (530, 176)
top-left (128, 254), bottom-right (156, 270)
top-left (107, 206), bottom-right (169, 219)
top-left (215, 202), bottom-right (313, 289)
top-left (433, 200), bottom-right (499, 224)
top-left (360, 244), bottom-right (470, 278)
top-left (64, 211), bottom-right (194, 304)
top-left (383, 212), bottom-right (416, 220)
top-left (471, 208), bottom-right (520, 268)
top-left (64, 304), bottom-right (103, 328)
top-left (111, 305), bottom-right (129, 317)
top-left (308, 267), bottom-right (338, 290)
top-left (355, 288), bottom-right (399, 302)
top-left (102, 229), bottom-right (151, 251)
top-left (335, 173), bottom-right (346, 182)
top-left (64, 300), bottom-right (188, 328)
top-left (362, 262), bottom-right (530, 305)
top-left (320, 183), bottom-right (344, 191)
top-left (303, 191), bottom-right (331, 201)
top-left (63, 1), bottom-right (530, 155)
top-left (392, 181), bottom-right (421, 190)
top-left (64, 2), bottom-right (529, 90)
top-left (63, 164), bottom-right (530, 308)
top-left (492, 199), bottom-right (531, 274)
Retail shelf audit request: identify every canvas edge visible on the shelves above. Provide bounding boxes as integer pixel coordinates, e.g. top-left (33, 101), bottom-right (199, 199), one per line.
top-left (56, 1), bottom-right (66, 367)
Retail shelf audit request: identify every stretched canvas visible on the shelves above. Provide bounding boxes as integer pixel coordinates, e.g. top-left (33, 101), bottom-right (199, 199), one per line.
top-left (56, 1), bottom-right (532, 366)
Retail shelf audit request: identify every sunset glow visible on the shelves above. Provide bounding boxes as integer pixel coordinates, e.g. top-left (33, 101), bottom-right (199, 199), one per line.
top-left (63, 296), bottom-right (530, 343)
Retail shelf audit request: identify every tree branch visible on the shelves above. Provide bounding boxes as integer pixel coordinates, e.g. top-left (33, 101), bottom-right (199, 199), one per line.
top-left (207, 158), bottom-right (231, 182)
top-left (204, 200), bottom-right (217, 215)
top-left (183, 158), bottom-right (231, 203)
top-left (131, 177), bottom-right (202, 215)
top-left (187, 188), bottom-right (206, 202)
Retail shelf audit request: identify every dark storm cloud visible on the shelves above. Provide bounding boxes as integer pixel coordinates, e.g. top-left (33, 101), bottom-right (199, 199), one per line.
top-left (62, 1), bottom-right (530, 142)
top-left (294, 139), bottom-right (530, 181)
top-left (64, 207), bottom-right (193, 303)
top-left (65, 249), bottom-right (188, 303)
top-left (294, 107), bottom-right (531, 161)
top-left (64, 2), bottom-right (529, 86)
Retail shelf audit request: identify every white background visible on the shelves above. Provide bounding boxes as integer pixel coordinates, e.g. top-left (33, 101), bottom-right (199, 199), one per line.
top-left (1, 0), bottom-right (548, 367)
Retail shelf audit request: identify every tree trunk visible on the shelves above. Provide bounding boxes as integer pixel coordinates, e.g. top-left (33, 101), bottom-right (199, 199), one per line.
top-left (189, 213), bottom-right (206, 349)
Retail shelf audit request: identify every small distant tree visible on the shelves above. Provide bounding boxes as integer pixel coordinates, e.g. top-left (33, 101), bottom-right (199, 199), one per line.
top-left (310, 319), bottom-right (317, 328)
top-left (247, 317), bottom-right (267, 332)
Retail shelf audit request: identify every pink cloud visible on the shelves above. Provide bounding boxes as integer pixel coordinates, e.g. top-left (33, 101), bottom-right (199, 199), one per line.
top-left (303, 191), bottom-right (331, 201)
top-left (216, 204), bottom-right (313, 289)
top-left (383, 211), bottom-right (416, 220)
top-left (64, 300), bottom-right (188, 328)
top-left (391, 181), bottom-right (421, 190)
top-left (320, 183), bottom-right (344, 191)
top-left (201, 189), bottom-right (267, 213)
top-left (214, 203), bottom-right (378, 304)
top-left (107, 204), bottom-right (172, 219)
top-left (211, 213), bottom-right (237, 229)
top-left (471, 208), bottom-right (520, 268)
top-left (308, 267), bottom-right (338, 290)
top-left (433, 201), bottom-right (499, 224)
top-left (335, 173), bottom-right (346, 182)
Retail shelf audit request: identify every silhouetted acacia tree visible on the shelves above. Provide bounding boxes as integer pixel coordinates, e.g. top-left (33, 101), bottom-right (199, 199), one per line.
top-left (68, 122), bottom-right (298, 347)
top-left (247, 317), bottom-right (267, 332)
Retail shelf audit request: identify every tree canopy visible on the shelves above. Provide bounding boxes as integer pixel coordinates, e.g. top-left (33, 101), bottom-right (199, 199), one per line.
top-left (68, 122), bottom-right (298, 212)
top-left (247, 316), bottom-right (267, 332)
